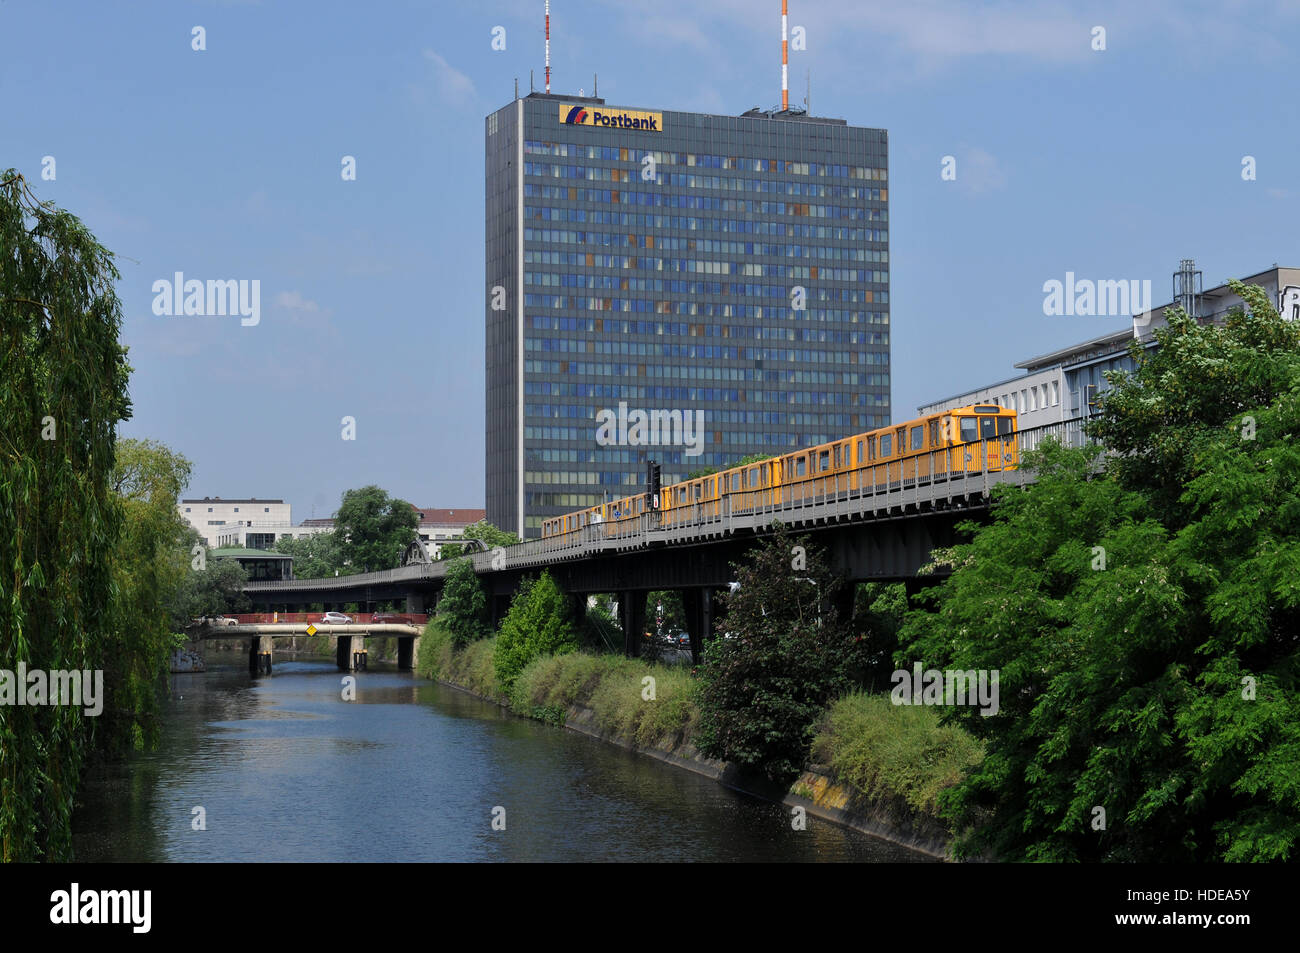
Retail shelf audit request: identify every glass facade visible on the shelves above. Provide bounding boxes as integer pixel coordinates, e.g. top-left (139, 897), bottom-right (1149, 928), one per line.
top-left (486, 94), bottom-right (889, 537)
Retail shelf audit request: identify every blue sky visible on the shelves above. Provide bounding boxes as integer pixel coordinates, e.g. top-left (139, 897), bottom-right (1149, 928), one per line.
top-left (5, 0), bottom-right (1297, 521)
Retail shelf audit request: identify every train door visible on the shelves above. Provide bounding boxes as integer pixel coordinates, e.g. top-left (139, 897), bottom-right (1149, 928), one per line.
top-left (978, 412), bottom-right (1002, 471)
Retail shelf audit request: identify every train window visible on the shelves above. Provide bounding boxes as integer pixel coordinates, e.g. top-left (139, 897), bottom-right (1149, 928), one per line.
top-left (959, 418), bottom-right (978, 442)
top-left (998, 417), bottom-right (1013, 435)
top-left (795, 456), bottom-right (807, 476)
top-left (693, 483), bottom-right (702, 500)
top-left (981, 416), bottom-right (997, 439)
top-left (856, 440), bottom-right (863, 464)
top-left (879, 433), bottom-right (892, 456)
top-left (833, 445), bottom-right (841, 468)
top-left (868, 437), bottom-right (876, 461)
top-left (818, 449), bottom-right (830, 470)
top-left (731, 472), bottom-right (741, 491)
top-left (910, 426), bottom-right (924, 451)
top-left (929, 420), bottom-right (940, 447)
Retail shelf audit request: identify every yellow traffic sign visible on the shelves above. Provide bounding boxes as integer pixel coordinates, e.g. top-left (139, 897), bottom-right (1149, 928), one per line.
top-left (306, 624), bottom-right (317, 636)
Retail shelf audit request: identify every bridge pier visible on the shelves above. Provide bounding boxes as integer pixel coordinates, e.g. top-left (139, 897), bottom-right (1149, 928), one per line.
top-left (682, 588), bottom-right (714, 663)
top-left (335, 633), bottom-right (368, 671)
top-left (397, 635), bottom-right (419, 671)
top-left (488, 593), bottom-right (510, 630)
top-left (248, 635), bottom-right (273, 676)
top-left (619, 591), bottom-right (646, 658)
top-left (833, 585), bottom-right (857, 626)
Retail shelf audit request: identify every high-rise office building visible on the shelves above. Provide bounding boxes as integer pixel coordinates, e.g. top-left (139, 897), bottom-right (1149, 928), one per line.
top-left (486, 92), bottom-right (889, 537)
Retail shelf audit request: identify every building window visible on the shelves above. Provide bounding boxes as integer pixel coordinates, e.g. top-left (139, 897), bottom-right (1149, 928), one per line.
top-left (208, 507), bottom-right (213, 512)
top-left (234, 507), bottom-right (239, 513)
top-left (185, 507), bottom-right (191, 512)
top-left (264, 507), bottom-right (270, 513)
top-left (1051, 381), bottom-right (1059, 406)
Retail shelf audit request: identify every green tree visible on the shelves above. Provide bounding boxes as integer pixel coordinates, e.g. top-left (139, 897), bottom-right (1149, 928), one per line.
top-left (334, 486), bottom-right (419, 572)
top-left (273, 531), bottom-right (343, 579)
top-left (437, 558), bottom-right (489, 646)
top-left (103, 438), bottom-right (195, 754)
top-left (696, 527), bottom-right (869, 782)
top-left (494, 572), bottom-right (578, 690)
top-left (1, 170), bottom-right (131, 860)
top-left (900, 283), bottom-right (1300, 862)
top-left (438, 520), bottom-right (519, 559)
top-left (685, 452), bottom-right (775, 481)
top-left (169, 528), bottom-right (251, 627)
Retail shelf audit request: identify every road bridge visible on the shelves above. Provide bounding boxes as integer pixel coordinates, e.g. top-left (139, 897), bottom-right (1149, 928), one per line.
top-left (194, 622), bottom-right (423, 675)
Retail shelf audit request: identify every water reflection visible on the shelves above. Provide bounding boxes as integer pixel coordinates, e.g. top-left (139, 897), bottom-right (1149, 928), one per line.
top-left (72, 660), bottom-right (935, 863)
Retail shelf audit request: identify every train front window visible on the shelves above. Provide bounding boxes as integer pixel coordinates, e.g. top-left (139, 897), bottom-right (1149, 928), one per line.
top-left (980, 416), bottom-right (997, 439)
top-left (998, 417), bottom-right (1013, 435)
top-left (959, 418), bottom-right (978, 442)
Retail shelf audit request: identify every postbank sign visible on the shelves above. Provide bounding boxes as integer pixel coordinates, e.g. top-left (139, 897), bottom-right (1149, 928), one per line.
top-left (560, 104), bottom-right (662, 131)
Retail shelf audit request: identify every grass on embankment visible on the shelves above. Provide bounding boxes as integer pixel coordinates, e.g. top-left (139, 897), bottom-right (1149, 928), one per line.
top-left (809, 691), bottom-right (985, 821)
top-left (417, 618), bottom-right (697, 748)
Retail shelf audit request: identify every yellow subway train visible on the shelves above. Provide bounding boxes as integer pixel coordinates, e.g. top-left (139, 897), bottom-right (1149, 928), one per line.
top-left (540, 405), bottom-right (1019, 539)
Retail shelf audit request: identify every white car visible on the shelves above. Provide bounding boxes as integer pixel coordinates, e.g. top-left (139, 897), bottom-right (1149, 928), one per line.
top-left (321, 612), bottom-right (353, 625)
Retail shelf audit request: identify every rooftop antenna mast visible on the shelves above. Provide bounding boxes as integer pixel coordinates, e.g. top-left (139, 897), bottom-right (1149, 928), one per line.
top-left (545, 1), bottom-right (551, 94)
top-left (781, 0), bottom-right (789, 110)
top-left (1173, 258), bottom-right (1202, 318)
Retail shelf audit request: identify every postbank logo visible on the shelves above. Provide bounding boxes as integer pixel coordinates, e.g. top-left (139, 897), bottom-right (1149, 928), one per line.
top-left (560, 104), bottom-right (661, 131)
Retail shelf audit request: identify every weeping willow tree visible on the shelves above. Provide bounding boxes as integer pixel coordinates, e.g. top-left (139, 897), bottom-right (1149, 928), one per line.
top-left (0, 170), bottom-right (132, 860)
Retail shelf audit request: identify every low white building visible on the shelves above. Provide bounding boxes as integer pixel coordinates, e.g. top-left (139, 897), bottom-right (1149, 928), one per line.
top-left (178, 497), bottom-right (329, 549)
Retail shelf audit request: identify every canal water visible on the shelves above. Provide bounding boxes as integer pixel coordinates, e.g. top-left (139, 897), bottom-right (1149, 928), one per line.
top-left (71, 658), bottom-right (934, 862)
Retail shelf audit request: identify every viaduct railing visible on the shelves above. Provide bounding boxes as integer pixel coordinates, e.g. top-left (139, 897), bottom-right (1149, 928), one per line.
top-left (245, 418), bottom-right (1094, 594)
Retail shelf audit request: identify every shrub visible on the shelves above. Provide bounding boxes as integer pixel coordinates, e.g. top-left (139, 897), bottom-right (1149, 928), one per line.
top-left (493, 572), bottom-right (578, 690)
top-left (696, 527), bottom-right (871, 783)
top-left (437, 557), bottom-right (489, 646)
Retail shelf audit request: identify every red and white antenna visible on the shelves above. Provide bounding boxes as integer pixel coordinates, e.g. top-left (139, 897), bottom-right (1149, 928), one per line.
top-left (545, 1), bottom-right (551, 94)
top-left (781, 0), bottom-right (789, 110)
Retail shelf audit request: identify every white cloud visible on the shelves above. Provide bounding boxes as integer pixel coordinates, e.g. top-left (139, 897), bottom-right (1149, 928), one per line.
top-left (274, 290), bottom-right (320, 313)
top-left (958, 147), bottom-right (1009, 194)
top-left (422, 50), bottom-right (476, 106)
